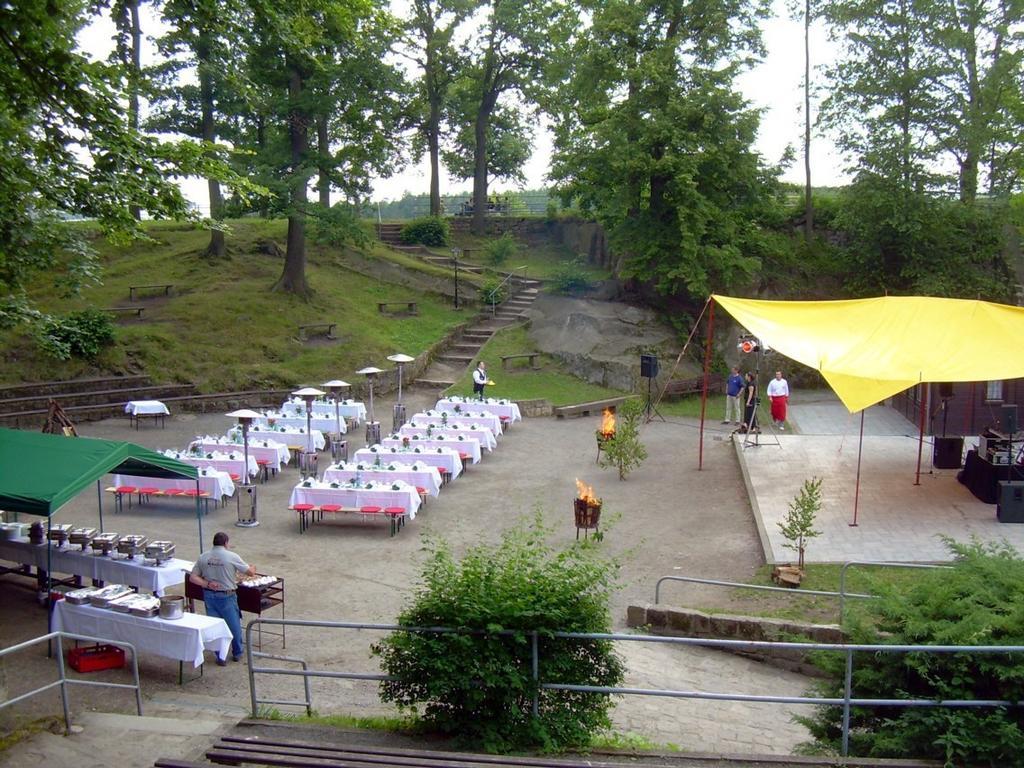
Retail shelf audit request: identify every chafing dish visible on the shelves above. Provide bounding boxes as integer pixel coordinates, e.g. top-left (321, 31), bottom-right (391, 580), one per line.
top-left (159, 595), bottom-right (185, 620)
top-left (240, 574), bottom-right (279, 589)
top-left (127, 594), bottom-right (161, 617)
top-left (29, 522), bottom-right (45, 544)
top-left (91, 532), bottom-right (120, 555)
top-left (144, 540), bottom-right (175, 565)
top-left (89, 584), bottom-right (133, 608)
top-left (65, 586), bottom-right (103, 605)
top-left (47, 523), bottom-right (74, 545)
top-left (68, 527), bottom-right (97, 549)
top-left (116, 534), bottom-right (148, 558)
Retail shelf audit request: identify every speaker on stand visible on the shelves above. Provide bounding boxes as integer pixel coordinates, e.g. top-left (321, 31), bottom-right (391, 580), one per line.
top-left (640, 354), bottom-right (664, 423)
top-left (932, 383), bottom-right (963, 469)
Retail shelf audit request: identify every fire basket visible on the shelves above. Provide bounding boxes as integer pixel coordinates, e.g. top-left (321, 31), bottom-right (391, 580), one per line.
top-left (595, 407), bottom-right (617, 463)
top-left (574, 478), bottom-right (602, 540)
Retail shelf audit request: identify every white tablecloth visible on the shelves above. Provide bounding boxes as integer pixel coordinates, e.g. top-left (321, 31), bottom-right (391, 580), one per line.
top-left (192, 438), bottom-right (289, 473)
top-left (125, 400), bottom-right (170, 416)
top-left (381, 436), bottom-right (481, 463)
top-left (112, 471), bottom-right (235, 501)
top-left (412, 411), bottom-right (503, 437)
top-left (354, 448), bottom-right (462, 480)
top-left (165, 452), bottom-right (260, 481)
top-left (323, 462), bottom-right (441, 497)
top-left (435, 398), bottom-right (522, 423)
top-left (399, 424), bottom-right (497, 452)
top-left (281, 399), bottom-right (367, 424)
top-left (0, 538), bottom-right (191, 595)
top-left (244, 427), bottom-right (326, 451)
top-left (53, 599), bottom-right (231, 668)
top-left (257, 413), bottom-right (341, 435)
top-left (289, 482), bottom-right (420, 519)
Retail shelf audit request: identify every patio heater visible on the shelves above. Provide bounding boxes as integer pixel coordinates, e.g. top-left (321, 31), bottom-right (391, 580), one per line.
top-left (387, 353), bottom-right (415, 432)
top-left (292, 386), bottom-right (325, 479)
top-left (322, 379), bottom-right (351, 463)
top-left (226, 408), bottom-right (262, 527)
top-left (356, 366), bottom-right (383, 447)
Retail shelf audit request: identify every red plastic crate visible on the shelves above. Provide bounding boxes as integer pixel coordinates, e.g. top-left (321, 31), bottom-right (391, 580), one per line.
top-left (68, 644), bottom-right (125, 673)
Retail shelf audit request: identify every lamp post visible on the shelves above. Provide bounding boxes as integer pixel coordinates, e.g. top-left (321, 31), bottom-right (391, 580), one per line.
top-left (226, 408), bottom-right (262, 527)
top-left (292, 386), bottom-right (325, 478)
top-left (451, 246), bottom-right (461, 309)
top-left (356, 367), bottom-right (383, 446)
top-left (322, 379), bottom-right (350, 463)
top-left (387, 353), bottom-right (415, 433)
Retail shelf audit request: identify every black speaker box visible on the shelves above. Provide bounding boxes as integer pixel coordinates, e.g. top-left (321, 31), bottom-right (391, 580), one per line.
top-left (997, 481), bottom-right (1024, 523)
top-left (1003, 404), bottom-right (1018, 434)
top-left (640, 354), bottom-right (659, 379)
top-left (933, 436), bottom-right (964, 469)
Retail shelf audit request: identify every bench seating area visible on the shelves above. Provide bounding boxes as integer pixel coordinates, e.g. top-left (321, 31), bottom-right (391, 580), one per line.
top-left (102, 306), bottom-right (145, 319)
top-left (129, 283), bottom-right (174, 301)
top-left (500, 352), bottom-right (540, 371)
top-left (155, 734), bottom-right (655, 768)
top-left (297, 323), bottom-right (336, 341)
top-left (377, 301), bottom-right (418, 316)
top-left (661, 372), bottom-right (725, 399)
top-left (291, 504), bottom-right (406, 536)
top-left (553, 396), bottom-right (635, 419)
top-left (105, 486), bottom-right (214, 513)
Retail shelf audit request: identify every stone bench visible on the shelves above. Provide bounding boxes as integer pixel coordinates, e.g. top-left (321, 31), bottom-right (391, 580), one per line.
top-left (500, 352), bottom-right (540, 371)
top-left (296, 322), bottom-right (336, 341)
top-left (129, 283), bottom-right (173, 301)
top-left (378, 301), bottom-right (418, 316)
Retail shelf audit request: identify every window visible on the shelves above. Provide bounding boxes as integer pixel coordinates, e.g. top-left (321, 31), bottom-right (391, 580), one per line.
top-left (986, 380), bottom-right (1004, 403)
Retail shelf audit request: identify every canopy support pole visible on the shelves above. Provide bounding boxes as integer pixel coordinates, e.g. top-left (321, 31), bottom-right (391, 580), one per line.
top-left (46, 517), bottom-right (53, 638)
top-left (698, 299), bottom-right (716, 470)
top-left (965, 381), bottom-right (976, 435)
top-left (850, 410), bottom-right (865, 526)
top-left (914, 381), bottom-right (928, 485)
top-left (196, 479), bottom-right (205, 553)
top-left (96, 480), bottom-right (104, 533)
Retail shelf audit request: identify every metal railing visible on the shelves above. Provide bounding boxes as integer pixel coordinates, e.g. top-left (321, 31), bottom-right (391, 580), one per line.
top-left (485, 266), bottom-right (527, 316)
top-left (0, 631), bottom-right (142, 734)
top-left (837, 561), bottom-right (950, 623)
top-left (242, 617), bottom-right (1024, 759)
top-left (654, 574), bottom-right (874, 610)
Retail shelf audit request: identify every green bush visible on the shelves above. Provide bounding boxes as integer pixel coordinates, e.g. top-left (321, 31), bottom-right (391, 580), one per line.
top-left (549, 257), bottom-right (592, 295)
top-left (480, 276), bottom-right (509, 308)
top-left (801, 539), bottom-right (1024, 766)
top-left (400, 216), bottom-right (449, 247)
top-left (598, 398), bottom-right (647, 480)
top-left (310, 203), bottom-right (370, 248)
top-left (484, 232), bottom-right (519, 265)
top-left (373, 513), bottom-right (624, 752)
top-left (37, 309), bottom-right (115, 360)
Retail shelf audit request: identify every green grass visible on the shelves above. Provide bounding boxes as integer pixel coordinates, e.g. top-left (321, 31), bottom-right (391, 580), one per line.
top-left (439, 234), bottom-right (611, 283)
top-left (443, 325), bottom-right (629, 406)
top-left (256, 707), bottom-right (419, 732)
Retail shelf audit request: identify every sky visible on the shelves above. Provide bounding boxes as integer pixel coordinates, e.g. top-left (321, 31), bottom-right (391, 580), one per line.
top-left (79, 1), bottom-right (849, 208)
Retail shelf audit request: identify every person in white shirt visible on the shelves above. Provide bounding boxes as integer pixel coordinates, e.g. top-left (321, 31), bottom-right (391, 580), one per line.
top-left (766, 370), bottom-right (790, 429)
top-left (472, 361), bottom-right (488, 399)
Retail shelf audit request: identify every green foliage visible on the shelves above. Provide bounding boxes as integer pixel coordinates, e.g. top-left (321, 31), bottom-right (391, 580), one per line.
top-left (549, 257), bottom-right (592, 295)
top-left (37, 309), bottom-right (116, 361)
top-left (598, 399), bottom-right (648, 480)
top-left (373, 513), bottom-right (624, 752)
top-left (480, 276), bottom-right (509, 307)
top-left (400, 216), bottom-right (450, 246)
top-left (483, 233), bottom-right (519, 265)
top-left (802, 540), bottom-right (1024, 766)
top-left (310, 204), bottom-right (371, 249)
top-left (777, 477), bottom-right (822, 569)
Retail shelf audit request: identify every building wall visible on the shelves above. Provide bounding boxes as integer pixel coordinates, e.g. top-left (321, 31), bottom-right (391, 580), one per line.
top-left (890, 380), bottom-right (1024, 436)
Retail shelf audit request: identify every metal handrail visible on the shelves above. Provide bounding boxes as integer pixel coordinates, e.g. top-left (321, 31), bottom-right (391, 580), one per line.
top-left (241, 616), bottom-right (1024, 759)
top-left (486, 266), bottom-right (527, 316)
top-left (0, 631), bottom-right (142, 734)
top-left (654, 574), bottom-right (873, 608)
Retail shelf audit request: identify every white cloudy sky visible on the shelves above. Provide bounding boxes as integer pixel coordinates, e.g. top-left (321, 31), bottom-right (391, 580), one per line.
top-left (79, 1), bottom-right (848, 207)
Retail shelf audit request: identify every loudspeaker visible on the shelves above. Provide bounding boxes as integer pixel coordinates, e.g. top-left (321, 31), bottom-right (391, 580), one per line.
top-left (997, 481), bottom-right (1024, 523)
top-left (939, 382), bottom-right (955, 399)
top-left (1003, 404), bottom-right (1018, 434)
top-left (640, 354), bottom-right (659, 379)
top-left (933, 436), bottom-right (964, 469)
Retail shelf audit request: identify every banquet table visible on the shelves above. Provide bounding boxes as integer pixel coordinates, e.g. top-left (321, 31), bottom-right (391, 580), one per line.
top-left (257, 412), bottom-right (344, 435)
top-left (289, 481), bottom-right (421, 520)
top-left (0, 538), bottom-right (191, 595)
top-left (398, 424), bottom-right (497, 452)
top-left (53, 599), bottom-right (231, 668)
top-left (124, 400), bottom-right (170, 428)
top-left (380, 436), bottom-right (481, 464)
top-left (354, 447), bottom-right (463, 481)
top-left (192, 438), bottom-right (290, 474)
top-left (244, 426), bottom-right (326, 451)
top-left (281, 398), bottom-right (368, 424)
top-left (412, 411), bottom-right (502, 437)
top-left (323, 461), bottom-right (442, 497)
top-left (957, 449), bottom-right (1018, 504)
top-left (434, 398), bottom-right (522, 423)
top-left (164, 451), bottom-right (260, 481)
top-left (112, 470), bottom-right (235, 503)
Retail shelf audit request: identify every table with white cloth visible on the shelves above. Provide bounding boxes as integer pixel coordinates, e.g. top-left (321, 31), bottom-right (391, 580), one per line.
top-left (289, 481), bottom-right (421, 534)
top-left (257, 412), bottom-right (342, 435)
top-left (124, 400), bottom-right (170, 428)
top-left (0, 538), bottom-right (191, 595)
top-left (164, 451), bottom-right (260, 481)
top-left (434, 398), bottom-right (522, 423)
top-left (380, 436), bottom-right (481, 464)
top-left (353, 447), bottom-right (463, 481)
top-left (112, 470), bottom-right (235, 503)
top-left (243, 426), bottom-right (326, 451)
top-left (412, 411), bottom-right (503, 437)
top-left (193, 437), bottom-right (289, 474)
top-left (399, 423), bottom-right (497, 452)
top-left (323, 461), bottom-right (442, 497)
top-left (52, 599), bottom-right (231, 669)
top-left (281, 398), bottom-right (367, 424)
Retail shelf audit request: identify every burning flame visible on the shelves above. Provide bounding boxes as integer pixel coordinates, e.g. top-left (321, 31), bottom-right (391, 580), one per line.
top-left (600, 408), bottom-right (616, 435)
top-left (576, 478), bottom-right (599, 505)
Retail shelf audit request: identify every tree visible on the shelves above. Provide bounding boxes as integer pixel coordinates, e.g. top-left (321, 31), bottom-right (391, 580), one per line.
top-left (776, 476), bottom-right (822, 569)
top-left (110, 0), bottom-right (145, 220)
top-left (598, 398), bottom-right (648, 481)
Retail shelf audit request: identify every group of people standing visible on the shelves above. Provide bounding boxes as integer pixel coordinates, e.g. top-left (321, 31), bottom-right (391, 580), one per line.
top-left (724, 367), bottom-right (790, 433)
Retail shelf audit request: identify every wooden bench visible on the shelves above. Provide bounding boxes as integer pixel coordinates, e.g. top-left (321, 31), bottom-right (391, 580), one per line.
top-left (102, 306), bottom-right (144, 319)
top-left (500, 352), bottom-right (540, 371)
top-left (661, 372), bottom-right (725, 399)
top-left (554, 396), bottom-right (636, 419)
top-left (296, 323), bottom-right (336, 341)
top-left (129, 283), bottom-right (173, 301)
top-left (377, 301), bottom-right (418, 316)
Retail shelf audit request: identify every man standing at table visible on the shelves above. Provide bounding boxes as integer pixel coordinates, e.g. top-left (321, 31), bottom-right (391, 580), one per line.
top-left (723, 366), bottom-right (744, 425)
top-left (190, 531), bottom-right (255, 665)
top-left (766, 370), bottom-right (790, 430)
top-left (472, 361), bottom-right (488, 399)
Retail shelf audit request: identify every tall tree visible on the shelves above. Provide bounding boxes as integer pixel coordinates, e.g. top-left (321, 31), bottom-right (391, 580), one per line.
top-left (111, 0), bottom-right (144, 220)
top-left (803, 0), bottom-right (813, 239)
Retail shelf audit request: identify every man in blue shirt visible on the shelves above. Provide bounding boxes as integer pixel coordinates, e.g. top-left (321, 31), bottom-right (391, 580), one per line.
top-left (724, 366), bottom-right (744, 424)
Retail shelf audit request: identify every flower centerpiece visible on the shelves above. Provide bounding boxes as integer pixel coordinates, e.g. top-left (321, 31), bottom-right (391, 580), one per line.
top-left (402, 436), bottom-right (411, 447)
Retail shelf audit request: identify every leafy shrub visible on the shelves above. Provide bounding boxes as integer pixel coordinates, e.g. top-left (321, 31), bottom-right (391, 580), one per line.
top-left (373, 513), bottom-right (624, 752)
top-left (37, 309), bottom-right (115, 360)
top-left (598, 398), bottom-right (648, 480)
top-left (484, 232), bottom-right (519, 265)
top-left (480, 276), bottom-right (509, 308)
top-left (550, 257), bottom-right (592, 295)
top-left (801, 539), bottom-right (1024, 766)
top-left (311, 203), bottom-right (370, 248)
top-left (400, 216), bottom-right (449, 247)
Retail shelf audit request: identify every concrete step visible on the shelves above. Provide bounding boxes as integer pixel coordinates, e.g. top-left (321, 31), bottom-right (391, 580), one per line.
top-left (0, 383), bottom-right (196, 415)
top-left (414, 378), bottom-right (456, 388)
top-left (450, 344), bottom-right (482, 353)
top-left (437, 354), bottom-right (475, 364)
top-left (0, 375), bottom-right (151, 401)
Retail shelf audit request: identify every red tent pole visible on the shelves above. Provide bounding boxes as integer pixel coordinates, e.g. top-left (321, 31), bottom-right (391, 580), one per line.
top-left (698, 299), bottom-right (716, 470)
top-left (914, 381), bottom-right (928, 485)
top-left (851, 410), bottom-right (865, 526)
